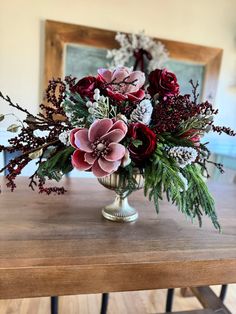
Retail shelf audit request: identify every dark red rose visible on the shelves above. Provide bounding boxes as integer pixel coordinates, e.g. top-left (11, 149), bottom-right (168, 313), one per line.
top-left (180, 129), bottom-right (201, 146)
top-left (70, 76), bottom-right (102, 99)
top-left (128, 123), bottom-right (157, 163)
top-left (148, 68), bottom-right (179, 98)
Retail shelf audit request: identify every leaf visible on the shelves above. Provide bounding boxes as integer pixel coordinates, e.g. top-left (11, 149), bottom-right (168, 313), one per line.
top-left (37, 146), bottom-right (75, 181)
top-left (29, 148), bottom-right (43, 160)
top-left (132, 139), bottom-right (143, 148)
top-left (7, 124), bottom-right (21, 133)
top-left (0, 114), bottom-right (5, 122)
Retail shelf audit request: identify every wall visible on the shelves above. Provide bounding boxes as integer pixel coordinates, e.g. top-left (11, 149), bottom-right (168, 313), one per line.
top-left (0, 0), bottom-right (236, 129)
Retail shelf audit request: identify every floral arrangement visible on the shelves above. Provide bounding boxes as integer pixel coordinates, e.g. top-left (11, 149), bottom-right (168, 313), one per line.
top-left (107, 31), bottom-right (169, 72)
top-left (0, 66), bottom-right (235, 230)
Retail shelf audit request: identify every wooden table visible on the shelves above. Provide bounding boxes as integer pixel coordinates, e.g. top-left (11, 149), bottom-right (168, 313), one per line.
top-left (0, 177), bottom-right (235, 308)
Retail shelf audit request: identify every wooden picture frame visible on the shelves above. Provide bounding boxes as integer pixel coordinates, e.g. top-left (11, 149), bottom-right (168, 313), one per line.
top-left (44, 20), bottom-right (223, 101)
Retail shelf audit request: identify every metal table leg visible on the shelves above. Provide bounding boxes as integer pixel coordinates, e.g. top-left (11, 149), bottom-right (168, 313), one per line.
top-left (166, 288), bottom-right (174, 312)
top-left (100, 293), bottom-right (109, 314)
top-left (220, 284), bottom-right (228, 301)
top-left (51, 296), bottom-right (58, 314)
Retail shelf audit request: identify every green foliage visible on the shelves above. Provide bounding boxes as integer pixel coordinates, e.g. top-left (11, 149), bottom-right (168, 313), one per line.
top-left (177, 115), bottom-right (213, 136)
top-left (181, 164), bottom-right (220, 230)
top-left (118, 163), bottom-right (142, 197)
top-left (62, 92), bottom-right (89, 127)
top-left (144, 145), bottom-right (185, 214)
top-left (37, 146), bottom-right (74, 181)
top-left (132, 139), bottom-right (143, 148)
top-left (144, 146), bottom-right (220, 231)
top-left (156, 132), bottom-right (195, 147)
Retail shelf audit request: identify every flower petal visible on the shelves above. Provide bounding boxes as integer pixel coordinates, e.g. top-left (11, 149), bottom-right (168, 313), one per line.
top-left (105, 143), bottom-right (126, 161)
top-left (84, 152), bottom-right (97, 164)
top-left (88, 118), bottom-right (113, 142)
top-left (107, 89), bottom-right (127, 101)
top-left (74, 129), bottom-right (93, 152)
top-left (97, 68), bottom-right (113, 82)
top-left (70, 128), bottom-right (81, 148)
top-left (72, 150), bottom-right (92, 171)
top-left (100, 129), bottom-right (125, 143)
top-left (125, 71), bottom-right (145, 92)
top-left (111, 67), bottom-right (130, 83)
top-left (110, 120), bottom-right (128, 135)
top-left (92, 160), bottom-right (109, 177)
top-left (127, 90), bottom-right (145, 101)
top-left (98, 157), bottom-right (120, 173)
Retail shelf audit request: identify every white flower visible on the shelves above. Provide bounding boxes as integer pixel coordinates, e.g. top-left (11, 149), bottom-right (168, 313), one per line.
top-left (59, 130), bottom-right (71, 146)
top-left (93, 89), bottom-right (100, 101)
top-left (130, 99), bottom-right (153, 125)
top-left (88, 107), bottom-right (95, 114)
top-left (86, 101), bottom-right (93, 108)
top-left (93, 94), bottom-right (100, 102)
top-left (99, 96), bottom-right (106, 102)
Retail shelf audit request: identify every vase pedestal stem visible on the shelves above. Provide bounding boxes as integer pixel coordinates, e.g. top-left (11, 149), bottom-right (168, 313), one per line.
top-left (102, 192), bottom-right (138, 222)
top-left (98, 169), bottom-right (144, 223)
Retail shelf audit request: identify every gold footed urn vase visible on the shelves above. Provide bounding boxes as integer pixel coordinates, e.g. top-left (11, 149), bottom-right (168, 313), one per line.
top-left (97, 169), bottom-right (144, 222)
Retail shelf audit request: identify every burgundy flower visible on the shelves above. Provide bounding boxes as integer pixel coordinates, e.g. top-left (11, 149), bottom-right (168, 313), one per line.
top-left (180, 129), bottom-right (201, 146)
top-left (148, 68), bottom-right (179, 98)
top-left (128, 123), bottom-right (157, 163)
top-left (70, 76), bottom-right (102, 99)
top-left (97, 67), bottom-right (145, 101)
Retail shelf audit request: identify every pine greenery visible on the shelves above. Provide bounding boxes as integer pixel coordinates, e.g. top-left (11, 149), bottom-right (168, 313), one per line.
top-left (37, 146), bottom-right (74, 182)
top-left (62, 92), bottom-right (89, 127)
top-left (144, 146), bottom-right (220, 231)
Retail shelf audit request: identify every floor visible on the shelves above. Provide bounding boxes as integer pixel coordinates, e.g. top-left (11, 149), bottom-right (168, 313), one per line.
top-left (0, 285), bottom-right (235, 314)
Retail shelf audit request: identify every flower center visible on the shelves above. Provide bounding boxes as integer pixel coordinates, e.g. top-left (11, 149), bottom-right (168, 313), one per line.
top-left (91, 139), bottom-right (110, 157)
top-left (97, 143), bottom-right (105, 151)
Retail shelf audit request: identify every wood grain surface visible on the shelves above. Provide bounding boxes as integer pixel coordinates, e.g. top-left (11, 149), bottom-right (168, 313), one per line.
top-left (0, 177), bottom-right (235, 299)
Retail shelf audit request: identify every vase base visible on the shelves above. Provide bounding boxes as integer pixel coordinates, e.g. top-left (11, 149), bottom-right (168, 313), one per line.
top-left (102, 206), bottom-right (138, 223)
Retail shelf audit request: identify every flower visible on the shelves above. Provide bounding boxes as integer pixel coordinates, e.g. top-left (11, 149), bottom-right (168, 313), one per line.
top-left (128, 123), bottom-right (157, 163)
top-left (70, 76), bottom-right (102, 99)
top-left (180, 129), bottom-right (201, 146)
top-left (97, 66), bottom-right (145, 101)
top-left (130, 98), bottom-right (153, 125)
top-left (148, 68), bottom-right (179, 98)
top-left (71, 118), bottom-right (127, 177)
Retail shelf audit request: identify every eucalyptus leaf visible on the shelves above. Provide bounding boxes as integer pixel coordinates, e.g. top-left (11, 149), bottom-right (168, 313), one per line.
top-left (29, 148), bottom-right (43, 160)
top-left (7, 124), bottom-right (21, 133)
top-left (0, 114), bottom-right (5, 122)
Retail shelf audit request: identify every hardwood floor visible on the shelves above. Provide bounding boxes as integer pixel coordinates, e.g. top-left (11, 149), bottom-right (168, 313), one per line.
top-left (0, 285), bottom-right (235, 314)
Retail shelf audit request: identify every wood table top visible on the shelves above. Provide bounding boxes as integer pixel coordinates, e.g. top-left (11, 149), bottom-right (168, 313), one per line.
top-left (0, 177), bottom-right (235, 299)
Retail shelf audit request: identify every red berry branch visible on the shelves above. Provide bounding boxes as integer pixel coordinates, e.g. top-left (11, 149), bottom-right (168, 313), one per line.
top-left (0, 78), bottom-right (72, 194)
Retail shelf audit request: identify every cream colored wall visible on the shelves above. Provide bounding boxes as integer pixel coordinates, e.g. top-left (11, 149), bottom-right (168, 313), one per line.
top-left (0, 0), bottom-right (236, 129)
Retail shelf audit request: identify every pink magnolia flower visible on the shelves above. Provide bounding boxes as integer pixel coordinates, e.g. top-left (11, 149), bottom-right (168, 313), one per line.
top-left (71, 118), bottom-right (127, 177)
top-left (97, 66), bottom-right (145, 101)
